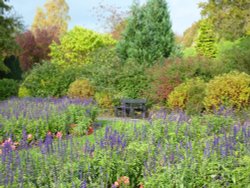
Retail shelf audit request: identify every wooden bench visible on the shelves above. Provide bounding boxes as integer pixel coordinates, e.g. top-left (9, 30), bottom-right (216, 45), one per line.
top-left (115, 99), bottom-right (147, 118)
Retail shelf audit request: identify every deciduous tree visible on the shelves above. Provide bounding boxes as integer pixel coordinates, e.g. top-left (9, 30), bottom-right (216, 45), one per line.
top-left (31, 0), bottom-right (70, 37)
top-left (49, 26), bottom-right (116, 67)
top-left (199, 0), bottom-right (250, 40)
top-left (16, 27), bottom-right (59, 71)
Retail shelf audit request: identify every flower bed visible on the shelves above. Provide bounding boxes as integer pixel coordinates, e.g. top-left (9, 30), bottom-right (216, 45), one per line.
top-left (0, 97), bottom-right (98, 142)
top-left (0, 111), bottom-right (249, 187)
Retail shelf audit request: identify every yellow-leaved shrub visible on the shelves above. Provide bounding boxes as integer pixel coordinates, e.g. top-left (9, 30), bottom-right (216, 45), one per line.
top-left (67, 79), bottom-right (94, 99)
top-left (94, 92), bottom-right (113, 109)
top-left (167, 78), bottom-right (206, 114)
top-left (18, 85), bottom-right (31, 98)
top-left (203, 71), bottom-right (250, 111)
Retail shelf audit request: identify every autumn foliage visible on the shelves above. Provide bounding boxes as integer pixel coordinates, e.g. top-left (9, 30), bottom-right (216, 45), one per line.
top-left (16, 28), bottom-right (59, 71)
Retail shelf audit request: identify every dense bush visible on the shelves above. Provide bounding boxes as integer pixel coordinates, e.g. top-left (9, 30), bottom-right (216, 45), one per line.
top-left (167, 78), bottom-right (206, 114)
top-left (80, 47), bottom-right (121, 94)
top-left (67, 79), bottom-right (95, 99)
top-left (49, 26), bottom-right (116, 67)
top-left (94, 92), bottom-right (113, 109)
top-left (204, 71), bottom-right (250, 111)
top-left (18, 86), bottom-right (31, 98)
top-left (81, 47), bottom-right (150, 100)
top-left (147, 57), bottom-right (226, 103)
top-left (115, 60), bottom-right (150, 99)
top-left (0, 55), bottom-right (22, 80)
top-left (20, 62), bottom-right (80, 97)
top-left (0, 79), bottom-right (19, 100)
top-left (218, 36), bottom-right (250, 74)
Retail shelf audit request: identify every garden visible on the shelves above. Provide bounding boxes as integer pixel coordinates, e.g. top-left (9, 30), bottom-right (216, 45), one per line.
top-left (0, 0), bottom-right (250, 187)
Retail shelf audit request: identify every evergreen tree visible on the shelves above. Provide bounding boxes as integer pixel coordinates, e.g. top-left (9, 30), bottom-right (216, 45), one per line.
top-left (0, 0), bottom-right (23, 72)
top-left (117, 0), bottom-right (174, 66)
top-left (195, 19), bottom-right (217, 58)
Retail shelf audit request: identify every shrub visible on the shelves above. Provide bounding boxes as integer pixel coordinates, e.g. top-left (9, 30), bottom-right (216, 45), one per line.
top-left (18, 86), bottom-right (30, 98)
top-left (183, 47), bottom-right (197, 58)
top-left (49, 26), bottom-right (116, 67)
top-left (0, 79), bottom-right (19, 100)
top-left (82, 49), bottom-right (150, 100)
top-left (203, 71), bottom-right (250, 111)
top-left (115, 60), bottom-right (150, 99)
top-left (218, 36), bottom-right (250, 74)
top-left (80, 47), bottom-right (121, 93)
top-left (167, 78), bottom-right (206, 114)
top-left (21, 62), bottom-right (80, 97)
top-left (94, 92), bottom-right (113, 109)
top-left (147, 56), bottom-right (225, 103)
top-left (67, 79), bottom-right (95, 99)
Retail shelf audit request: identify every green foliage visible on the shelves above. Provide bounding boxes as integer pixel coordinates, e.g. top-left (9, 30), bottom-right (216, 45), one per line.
top-left (0, 55), bottom-right (22, 80)
top-left (181, 21), bottom-right (200, 47)
top-left (183, 47), bottom-right (197, 58)
top-left (117, 0), bottom-right (174, 66)
top-left (204, 71), bottom-right (250, 111)
top-left (115, 60), bottom-right (150, 98)
top-left (18, 85), bottom-right (30, 98)
top-left (147, 56), bottom-right (227, 103)
top-left (67, 79), bottom-right (95, 99)
top-left (80, 47), bottom-right (150, 100)
top-left (49, 26), bottom-right (116, 67)
top-left (0, 0), bottom-right (23, 72)
top-left (167, 78), bottom-right (206, 115)
top-left (195, 19), bottom-right (217, 58)
top-left (80, 47), bottom-right (121, 93)
top-left (0, 78), bottom-right (19, 100)
top-left (199, 0), bottom-right (250, 40)
top-left (21, 62), bottom-right (79, 97)
top-left (218, 36), bottom-right (250, 74)
top-left (94, 92), bottom-right (113, 109)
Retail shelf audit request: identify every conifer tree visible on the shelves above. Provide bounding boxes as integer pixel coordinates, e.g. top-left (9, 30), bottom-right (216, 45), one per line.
top-left (117, 0), bottom-right (174, 66)
top-left (195, 19), bottom-right (217, 58)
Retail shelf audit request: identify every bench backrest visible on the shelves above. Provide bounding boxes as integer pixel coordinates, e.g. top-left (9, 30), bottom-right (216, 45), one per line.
top-left (121, 99), bottom-right (146, 105)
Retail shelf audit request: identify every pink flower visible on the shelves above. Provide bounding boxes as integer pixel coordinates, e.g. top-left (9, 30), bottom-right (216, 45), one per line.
top-left (27, 134), bottom-right (33, 140)
top-left (139, 183), bottom-right (144, 188)
top-left (114, 181), bottom-right (119, 187)
top-left (11, 145), bottom-right (16, 150)
top-left (117, 176), bottom-right (130, 186)
top-left (56, 131), bottom-right (63, 139)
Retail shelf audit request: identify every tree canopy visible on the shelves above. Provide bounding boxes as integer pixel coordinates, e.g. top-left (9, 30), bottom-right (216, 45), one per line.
top-left (31, 0), bottom-right (70, 37)
top-left (49, 26), bottom-right (116, 67)
top-left (199, 0), bottom-right (250, 40)
top-left (117, 0), bottom-right (174, 66)
top-left (0, 0), bottom-right (23, 72)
